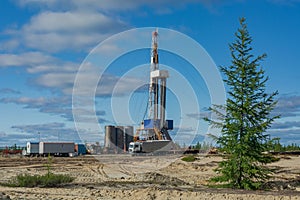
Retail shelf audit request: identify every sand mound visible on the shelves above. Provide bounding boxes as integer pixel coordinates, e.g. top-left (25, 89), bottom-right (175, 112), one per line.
top-left (134, 172), bottom-right (188, 186)
top-left (0, 192), bottom-right (10, 200)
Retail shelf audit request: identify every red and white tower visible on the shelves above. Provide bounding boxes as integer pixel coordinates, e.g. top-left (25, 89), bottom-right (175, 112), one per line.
top-left (137, 29), bottom-right (173, 141)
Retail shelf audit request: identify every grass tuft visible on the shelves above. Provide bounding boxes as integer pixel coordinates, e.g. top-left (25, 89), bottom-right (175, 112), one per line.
top-left (4, 173), bottom-right (74, 188)
top-left (181, 155), bottom-right (197, 162)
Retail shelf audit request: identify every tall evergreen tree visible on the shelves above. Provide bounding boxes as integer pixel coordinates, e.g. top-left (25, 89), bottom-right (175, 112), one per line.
top-left (206, 18), bottom-right (279, 189)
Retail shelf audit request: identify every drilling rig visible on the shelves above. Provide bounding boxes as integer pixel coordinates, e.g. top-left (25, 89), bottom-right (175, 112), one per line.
top-left (128, 29), bottom-right (174, 154)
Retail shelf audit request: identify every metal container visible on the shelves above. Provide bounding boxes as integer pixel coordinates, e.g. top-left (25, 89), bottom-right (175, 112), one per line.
top-left (144, 119), bottom-right (160, 129)
top-left (75, 143), bottom-right (86, 155)
top-left (166, 120), bottom-right (173, 130)
top-left (141, 140), bottom-right (171, 153)
top-left (105, 125), bottom-right (116, 149)
top-left (39, 142), bottom-right (75, 156)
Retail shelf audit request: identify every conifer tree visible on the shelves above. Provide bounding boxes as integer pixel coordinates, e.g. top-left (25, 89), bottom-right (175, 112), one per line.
top-left (206, 18), bottom-right (279, 189)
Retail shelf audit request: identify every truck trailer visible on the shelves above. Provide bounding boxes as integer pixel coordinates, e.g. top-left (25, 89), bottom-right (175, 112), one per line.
top-left (39, 142), bottom-right (75, 157)
top-left (128, 140), bottom-right (172, 155)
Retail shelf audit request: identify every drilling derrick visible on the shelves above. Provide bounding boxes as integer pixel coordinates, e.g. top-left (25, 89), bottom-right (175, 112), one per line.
top-left (148, 30), bottom-right (159, 121)
top-left (135, 29), bottom-right (173, 142)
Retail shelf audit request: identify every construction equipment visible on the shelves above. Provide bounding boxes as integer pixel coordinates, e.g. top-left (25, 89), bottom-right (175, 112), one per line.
top-left (129, 29), bottom-right (174, 154)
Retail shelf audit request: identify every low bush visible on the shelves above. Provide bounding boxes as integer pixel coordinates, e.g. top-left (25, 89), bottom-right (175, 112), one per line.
top-left (181, 155), bottom-right (197, 162)
top-left (5, 173), bottom-right (74, 187)
top-left (2, 155), bottom-right (74, 188)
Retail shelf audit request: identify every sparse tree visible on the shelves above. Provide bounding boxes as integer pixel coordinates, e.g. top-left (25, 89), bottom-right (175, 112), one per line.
top-left (206, 18), bottom-right (279, 189)
top-left (195, 141), bottom-right (201, 150)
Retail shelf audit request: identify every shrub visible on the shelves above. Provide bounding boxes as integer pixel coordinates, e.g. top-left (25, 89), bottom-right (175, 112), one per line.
top-left (181, 155), bottom-right (197, 162)
top-left (3, 155), bottom-right (74, 187)
top-left (5, 173), bottom-right (74, 187)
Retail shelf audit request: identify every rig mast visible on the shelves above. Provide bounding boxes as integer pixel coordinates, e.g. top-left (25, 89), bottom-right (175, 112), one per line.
top-left (136, 29), bottom-right (173, 141)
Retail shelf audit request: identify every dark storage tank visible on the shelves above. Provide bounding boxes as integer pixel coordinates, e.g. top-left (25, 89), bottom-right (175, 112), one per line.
top-left (115, 126), bottom-right (134, 152)
top-left (125, 126), bottom-right (134, 151)
top-left (105, 125), bottom-right (116, 150)
top-left (105, 125), bottom-right (134, 153)
top-left (116, 126), bottom-right (124, 153)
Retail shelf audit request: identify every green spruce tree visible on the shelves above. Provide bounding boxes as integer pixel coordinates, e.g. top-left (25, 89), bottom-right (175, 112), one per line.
top-left (206, 18), bottom-right (279, 189)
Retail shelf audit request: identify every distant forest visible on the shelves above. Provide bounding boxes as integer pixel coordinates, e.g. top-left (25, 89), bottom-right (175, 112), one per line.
top-left (190, 139), bottom-right (300, 152)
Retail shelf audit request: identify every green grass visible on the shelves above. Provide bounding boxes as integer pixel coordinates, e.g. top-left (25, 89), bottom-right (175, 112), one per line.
top-left (1, 155), bottom-right (74, 188)
top-left (4, 173), bottom-right (74, 188)
top-left (181, 155), bottom-right (197, 162)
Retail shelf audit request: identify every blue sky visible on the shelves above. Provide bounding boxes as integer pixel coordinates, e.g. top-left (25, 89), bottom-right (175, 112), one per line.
top-left (0, 0), bottom-right (300, 146)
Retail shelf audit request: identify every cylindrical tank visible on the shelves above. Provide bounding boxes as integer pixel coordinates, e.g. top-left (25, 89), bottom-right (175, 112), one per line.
top-left (105, 125), bottom-right (134, 153)
top-left (116, 126), bottom-right (124, 152)
top-left (105, 125), bottom-right (116, 149)
top-left (125, 126), bottom-right (134, 151)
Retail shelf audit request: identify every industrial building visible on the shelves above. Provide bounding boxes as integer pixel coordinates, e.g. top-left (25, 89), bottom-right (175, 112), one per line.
top-left (104, 125), bottom-right (134, 153)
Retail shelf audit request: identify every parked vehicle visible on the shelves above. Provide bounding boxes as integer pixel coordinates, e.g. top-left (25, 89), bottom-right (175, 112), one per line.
top-left (75, 144), bottom-right (87, 155)
top-left (39, 142), bottom-right (75, 157)
top-left (23, 142), bottom-right (39, 156)
top-left (128, 140), bottom-right (171, 155)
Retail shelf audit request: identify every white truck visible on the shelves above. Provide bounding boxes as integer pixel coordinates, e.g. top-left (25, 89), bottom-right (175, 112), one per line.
top-left (128, 140), bottom-right (172, 155)
top-left (23, 142), bottom-right (39, 156)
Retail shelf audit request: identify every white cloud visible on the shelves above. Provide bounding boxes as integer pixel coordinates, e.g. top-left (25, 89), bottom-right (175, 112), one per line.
top-left (186, 112), bottom-right (211, 119)
top-left (92, 43), bottom-right (122, 55)
top-left (0, 39), bottom-right (19, 52)
top-left (17, 0), bottom-right (228, 11)
top-left (9, 0), bottom-right (238, 53)
top-left (273, 95), bottom-right (300, 117)
top-left (0, 96), bottom-right (57, 107)
top-left (10, 122), bottom-right (83, 143)
top-left (35, 69), bottom-right (145, 96)
top-left (0, 95), bottom-right (107, 123)
top-left (0, 52), bottom-right (56, 67)
top-left (35, 72), bottom-right (75, 93)
top-left (271, 121), bottom-right (300, 129)
top-left (6, 121), bottom-right (103, 144)
top-left (0, 88), bottom-right (21, 95)
top-left (27, 62), bottom-right (78, 73)
top-left (18, 11), bottom-right (128, 52)
top-left (0, 50), bottom-right (144, 97)
top-left (0, 131), bottom-right (6, 137)
top-left (23, 11), bottom-right (124, 33)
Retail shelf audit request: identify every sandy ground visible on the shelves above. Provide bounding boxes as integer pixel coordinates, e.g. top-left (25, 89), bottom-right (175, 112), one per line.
top-left (0, 154), bottom-right (299, 200)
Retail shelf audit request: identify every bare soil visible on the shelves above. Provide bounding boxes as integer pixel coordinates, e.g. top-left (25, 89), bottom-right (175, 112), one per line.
top-left (0, 154), bottom-right (299, 200)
